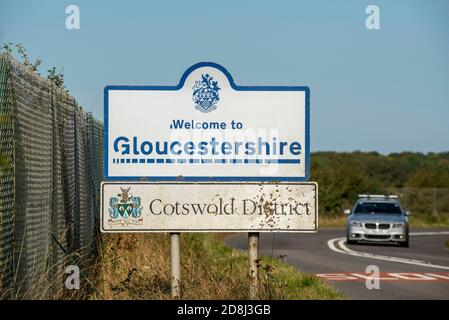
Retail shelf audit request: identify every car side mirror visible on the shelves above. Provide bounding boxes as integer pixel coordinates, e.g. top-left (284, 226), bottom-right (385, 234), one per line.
top-left (343, 209), bottom-right (351, 215)
top-left (405, 211), bottom-right (411, 216)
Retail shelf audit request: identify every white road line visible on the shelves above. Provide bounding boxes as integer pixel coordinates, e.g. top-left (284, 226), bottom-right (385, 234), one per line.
top-left (327, 232), bottom-right (449, 270)
top-left (410, 231), bottom-right (449, 236)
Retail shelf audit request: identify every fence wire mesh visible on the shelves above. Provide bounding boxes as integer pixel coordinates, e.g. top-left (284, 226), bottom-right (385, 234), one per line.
top-left (0, 54), bottom-right (103, 299)
top-left (0, 53), bottom-right (15, 299)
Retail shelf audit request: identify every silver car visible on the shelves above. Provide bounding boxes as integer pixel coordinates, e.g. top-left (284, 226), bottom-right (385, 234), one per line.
top-left (344, 195), bottom-right (410, 247)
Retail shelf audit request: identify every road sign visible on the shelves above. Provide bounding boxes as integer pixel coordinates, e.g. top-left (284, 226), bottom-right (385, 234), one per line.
top-left (104, 62), bottom-right (310, 181)
top-left (101, 182), bottom-right (318, 232)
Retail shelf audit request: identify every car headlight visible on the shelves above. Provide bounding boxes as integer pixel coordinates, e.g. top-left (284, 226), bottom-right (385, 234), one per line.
top-left (351, 221), bottom-right (363, 227)
top-left (392, 222), bottom-right (405, 228)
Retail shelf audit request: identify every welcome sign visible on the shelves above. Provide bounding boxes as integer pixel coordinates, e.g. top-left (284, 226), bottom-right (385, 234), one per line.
top-left (104, 62), bottom-right (310, 181)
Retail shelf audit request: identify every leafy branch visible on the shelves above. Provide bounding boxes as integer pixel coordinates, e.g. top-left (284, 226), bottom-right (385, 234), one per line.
top-left (47, 66), bottom-right (66, 90)
top-left (15, 43), bottom-right (42, 74)
top-left (1, 42), bottom-right (68, 91)
top-left (2, 42), bottom-right (14, 54)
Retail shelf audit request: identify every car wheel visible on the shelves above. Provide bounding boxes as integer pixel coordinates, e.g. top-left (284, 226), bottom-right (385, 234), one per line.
top-left (346, 237), bottom-right (356, 245)
top-left (399, 239), bottom-right (409, 248)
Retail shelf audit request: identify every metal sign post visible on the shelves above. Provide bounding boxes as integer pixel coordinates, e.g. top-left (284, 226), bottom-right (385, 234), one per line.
top-left (248, 232), bottom-right (260, 299)
top-left (170, 232), bottom-right (181, 299)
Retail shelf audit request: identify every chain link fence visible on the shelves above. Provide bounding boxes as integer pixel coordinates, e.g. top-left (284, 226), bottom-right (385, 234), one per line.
top-left (0, 54), bottom-right (103, 299)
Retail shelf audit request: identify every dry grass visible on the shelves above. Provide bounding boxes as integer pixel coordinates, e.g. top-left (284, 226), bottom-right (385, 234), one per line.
top-left (408, 215), bottom-right (449, 228)
top-left (319, 215), bottom-right (347, 228)
top-left (90, 233), bottom-right (343, 300)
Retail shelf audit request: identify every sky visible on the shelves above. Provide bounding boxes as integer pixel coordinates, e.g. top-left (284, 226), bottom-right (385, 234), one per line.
top-left (1, 0), bottom-right (448, 154)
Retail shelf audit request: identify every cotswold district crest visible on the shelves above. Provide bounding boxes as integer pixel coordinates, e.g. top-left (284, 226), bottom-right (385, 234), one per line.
top-left (108, 187), bottom-right (143, 226)
top-left (192, 74), bottom-right (221, 113)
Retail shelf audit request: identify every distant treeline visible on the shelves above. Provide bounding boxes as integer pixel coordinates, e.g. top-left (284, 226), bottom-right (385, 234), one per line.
top-left (310, 151), bottom-right (449, 215)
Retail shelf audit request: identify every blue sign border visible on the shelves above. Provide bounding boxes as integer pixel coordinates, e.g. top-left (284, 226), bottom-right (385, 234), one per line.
top-left (104, 62), bottom-right (310, 181)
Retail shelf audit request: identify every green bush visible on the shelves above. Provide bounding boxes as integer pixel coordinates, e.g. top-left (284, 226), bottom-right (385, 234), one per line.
top-left (311, 151), bottom-right (449, 219)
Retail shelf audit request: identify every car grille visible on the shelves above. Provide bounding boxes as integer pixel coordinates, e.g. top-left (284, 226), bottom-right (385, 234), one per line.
top-left (364, 223), bottom-right (391, 230)
top-left (365, 234), bottom-right (391, 240)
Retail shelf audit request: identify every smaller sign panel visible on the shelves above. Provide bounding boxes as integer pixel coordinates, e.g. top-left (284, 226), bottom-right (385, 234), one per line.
top-left (101, 182), bottom-right (318, 232)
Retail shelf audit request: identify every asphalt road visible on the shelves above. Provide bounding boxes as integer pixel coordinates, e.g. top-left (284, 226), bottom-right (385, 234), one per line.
top-left (225, 228), bottom-right (449, 299)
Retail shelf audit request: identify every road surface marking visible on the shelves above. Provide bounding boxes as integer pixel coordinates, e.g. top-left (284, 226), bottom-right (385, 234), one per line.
top-left (410, 231), bottom-right (449, 236)
top-left (317, 272), bottom-right (449, 282)
top-left (327, 233), bottom-right (449, 270)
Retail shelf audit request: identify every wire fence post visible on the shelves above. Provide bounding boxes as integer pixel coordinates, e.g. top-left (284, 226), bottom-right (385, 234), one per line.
top-left (170, 232), bottom-right (181, 299)
top-left (248, 232), bottom-right (259, 299)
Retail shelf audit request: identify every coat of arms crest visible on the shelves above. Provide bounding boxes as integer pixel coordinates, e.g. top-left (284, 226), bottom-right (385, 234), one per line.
top-left (108, 187), bottom-right (143, 226)
top-left (192, 73), bottom-right (221, 113)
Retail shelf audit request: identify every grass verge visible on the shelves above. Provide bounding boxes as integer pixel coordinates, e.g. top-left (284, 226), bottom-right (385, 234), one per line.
top-left (90, 233), bottom-right (344, 300)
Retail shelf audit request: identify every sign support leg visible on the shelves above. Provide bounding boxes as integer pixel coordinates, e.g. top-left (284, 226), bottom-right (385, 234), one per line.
top-left (170, 232), bottom-right (181, 299)
top-left (248, 232), bottom-right (259, 299)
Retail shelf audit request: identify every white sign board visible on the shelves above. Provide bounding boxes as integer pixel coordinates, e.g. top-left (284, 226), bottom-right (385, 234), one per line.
top-left (101, 182), bottom-right (318, 232)
top-left (104, 62), bottom-right (310, 181)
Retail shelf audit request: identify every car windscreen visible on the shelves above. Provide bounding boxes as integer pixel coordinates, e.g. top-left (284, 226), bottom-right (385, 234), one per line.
top-left (354, 202), bottom-right (402, 214)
